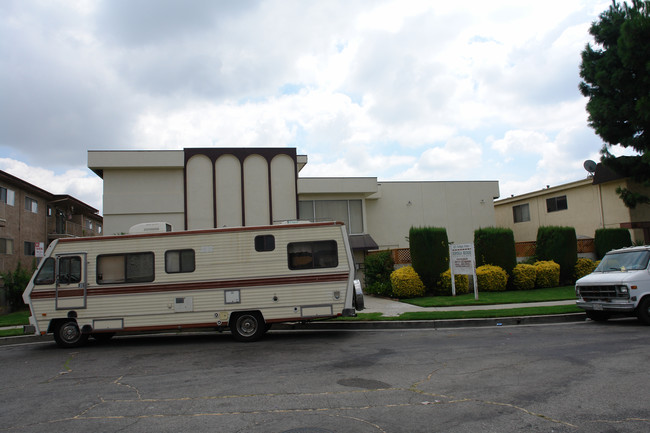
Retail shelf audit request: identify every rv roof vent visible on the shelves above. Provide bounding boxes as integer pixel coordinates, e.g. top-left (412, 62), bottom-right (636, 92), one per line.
top-left (129, 222), bottom-right (173, 234)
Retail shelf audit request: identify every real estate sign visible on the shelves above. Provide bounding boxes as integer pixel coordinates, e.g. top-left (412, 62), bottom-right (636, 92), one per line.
top-left (449, 243), bottom-right (478, 299)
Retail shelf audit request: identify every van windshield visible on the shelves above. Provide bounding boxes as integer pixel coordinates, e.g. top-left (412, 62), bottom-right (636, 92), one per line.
top-left (595, 250), bottom-right (650, 272)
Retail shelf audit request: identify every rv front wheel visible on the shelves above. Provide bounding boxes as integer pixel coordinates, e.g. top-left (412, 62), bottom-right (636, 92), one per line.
top-left (230, 312), bottom-right (265, 342)
top-left (53, 320), bottom-right (89, 348)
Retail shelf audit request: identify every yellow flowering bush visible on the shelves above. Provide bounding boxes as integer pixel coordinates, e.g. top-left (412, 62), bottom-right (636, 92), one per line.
top-left (439, 269), bottom-right (470, 295)
top-left (574, 258), bottom-right (597, 280)
top-left (534, 260), bottom-right (560, 288)
top-left (476, 264), bottom-right (508, 292)
top-left (512, 263), bottom-right (536, 290)
top-left (390, 266), bottom-right (426, 298)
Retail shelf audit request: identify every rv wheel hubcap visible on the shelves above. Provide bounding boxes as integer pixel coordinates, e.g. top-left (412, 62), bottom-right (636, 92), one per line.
top-left (237, 316), bottom-right (257, 336)
top-left (61, 323), bottom-right (80, 342)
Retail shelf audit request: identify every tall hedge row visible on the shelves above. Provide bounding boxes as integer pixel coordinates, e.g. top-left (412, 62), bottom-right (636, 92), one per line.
top-left (536, 226), bottom-right (577, 284)
top-left (594, 228), bottom-right (632, 259)
top-left (474, 227), bottom-right (517, 277)
top-left (409, 226), bottom-right (448, 292)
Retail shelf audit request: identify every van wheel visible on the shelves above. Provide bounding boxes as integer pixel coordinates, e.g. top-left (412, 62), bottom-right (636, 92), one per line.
top-left (636, 297), bottom-right (650, 325)
top-left (586, 311), bottom-right (610, 322)
top-left (54, 320), bottom-right (89, 348)
top-left (230, 312), bottom-right (265, 342)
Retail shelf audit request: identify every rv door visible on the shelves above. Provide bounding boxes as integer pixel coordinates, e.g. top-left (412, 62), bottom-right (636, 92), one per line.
top-left (55, 253), bottom-right (87, 310)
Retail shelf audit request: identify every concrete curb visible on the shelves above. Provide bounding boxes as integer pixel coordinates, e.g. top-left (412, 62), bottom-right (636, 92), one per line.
top-left (1, 313), bottom-right (587, 346)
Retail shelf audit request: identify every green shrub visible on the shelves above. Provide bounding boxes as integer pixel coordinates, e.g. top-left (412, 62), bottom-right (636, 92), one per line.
top-left (476, 264), bottom-right (508, 292)
top-left (439, 269), bottom-right (470, 295)
top-left (1, 263), bottom-right (32, 312)
top-left (536, 226), bottom-right (577, 284)
top-left (594, 228), bottom-right (632, 259)
top-left (363, 250), bottom-right (394, 296)
top-left (409, 227), bottom-right (448, 293)
top-left (534, 260), bottom-right (560, 288)
top-left (512, 263), bottom-right (536, 290)
top-left (574, 258), bottom-right (597, 280)
top-left (474, 227), bottom-right (517, 277)
top-left (390, 266), bottom-right (426, 298)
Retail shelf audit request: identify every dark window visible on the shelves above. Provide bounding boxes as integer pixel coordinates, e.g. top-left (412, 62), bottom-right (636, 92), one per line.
top-left (35, 257), bottom-right (55, 285)
top-left (255, 235), bottom-right (275, 252)
top-left (288, 240), bottom-right (338, 270)
top-left (0, 187), bottom-right (14, 206)
top-left (513, 204), bottom-right (530, 223)
top-left (25, 197), bottom-right (38, 213)
top-left (24, 241), bottom-right (35, 256)
top-left (97, 252), bottom-right (154, 284)
top-left (165, 249), bottom-right (195, 273)
top-left (546, 195), bottom-right (568, 212)
top-left (0, 238), bottom-right (13, 255)
top-left (58, 256), bottom-right (82, 284)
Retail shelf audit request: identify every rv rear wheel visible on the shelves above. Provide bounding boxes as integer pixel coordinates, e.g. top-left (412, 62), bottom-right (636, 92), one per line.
top-left (53, 320), bottom-right (89, 348)
top-left (230, 312), bottom-right (265, 342)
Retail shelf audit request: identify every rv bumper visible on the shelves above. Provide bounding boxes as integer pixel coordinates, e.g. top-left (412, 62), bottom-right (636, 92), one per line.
top-left (576, 300), bottom-right (636, 313)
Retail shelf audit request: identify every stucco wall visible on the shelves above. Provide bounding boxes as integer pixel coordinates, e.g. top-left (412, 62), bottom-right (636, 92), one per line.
top-left (365, 181), bottom-right (500, 249)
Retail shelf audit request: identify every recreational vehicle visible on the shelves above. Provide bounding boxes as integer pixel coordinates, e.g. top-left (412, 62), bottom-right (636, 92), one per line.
top-left (23, 221), bottom-right (364, 347)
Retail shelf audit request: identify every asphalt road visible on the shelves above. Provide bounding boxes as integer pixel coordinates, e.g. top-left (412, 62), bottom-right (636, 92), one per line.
top-left (1, 319), bottom-right (648, 433)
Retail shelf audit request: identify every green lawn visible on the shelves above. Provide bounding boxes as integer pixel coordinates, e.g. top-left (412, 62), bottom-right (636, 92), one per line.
top-left (401, 286), bottom-right (576, 307)
top-left (0, 310), bottom-right (30, 327)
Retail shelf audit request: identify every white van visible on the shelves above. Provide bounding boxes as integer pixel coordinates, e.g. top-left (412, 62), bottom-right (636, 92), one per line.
top-left (575, 245), bottom-right (650, 324)
top-left (23, 221), bottom-right (364, 347)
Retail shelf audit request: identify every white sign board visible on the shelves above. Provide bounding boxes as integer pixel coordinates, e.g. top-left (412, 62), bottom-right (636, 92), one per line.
top-left (449, 243), bottom-right (478, 299)
top-left (35, 242), bottom-right (45, 258)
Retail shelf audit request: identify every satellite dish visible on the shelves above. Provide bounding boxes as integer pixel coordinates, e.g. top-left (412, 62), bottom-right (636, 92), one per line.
top-left (583, 160), bottom-right (597, 173)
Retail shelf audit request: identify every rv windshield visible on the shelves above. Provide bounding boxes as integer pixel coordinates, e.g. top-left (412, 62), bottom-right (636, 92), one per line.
top-left (595, 250), bottom-right (650, 272)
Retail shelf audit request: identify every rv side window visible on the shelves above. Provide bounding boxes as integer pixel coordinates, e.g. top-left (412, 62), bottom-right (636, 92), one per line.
top-left (288, 240), bottom-right (338, 270)
top-left (165, 249), bottom-right (195, 273)
top-left (255, 235), bottom-right (275, 252)
top-left (34, 257), bottom-right (55, 285)
top-left (97, 252), bottom-right (154, 284)
top-left (58, 256), bottom-right (82, 284)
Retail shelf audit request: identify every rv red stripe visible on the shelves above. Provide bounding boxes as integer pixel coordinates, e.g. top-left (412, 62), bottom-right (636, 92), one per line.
top-left (29, 272), bottom-right (350, 300)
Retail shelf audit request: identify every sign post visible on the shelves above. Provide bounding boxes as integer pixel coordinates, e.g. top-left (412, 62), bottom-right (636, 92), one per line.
top-left (449, 243), bottom-right (478, 300)
top-left (35, 242), bottom-right (45, 258)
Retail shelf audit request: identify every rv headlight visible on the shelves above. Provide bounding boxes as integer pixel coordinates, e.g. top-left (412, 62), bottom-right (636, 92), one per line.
top-left (616, 285), bottom-right (629, 294)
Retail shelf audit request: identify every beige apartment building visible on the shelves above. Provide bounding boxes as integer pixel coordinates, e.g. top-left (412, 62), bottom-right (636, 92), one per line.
top-left (0, 170), bottom-right (103, 274)
top-left (494, 163), bottom-right (650, 245)
top-left (89, 148), bottom-right (500, 270)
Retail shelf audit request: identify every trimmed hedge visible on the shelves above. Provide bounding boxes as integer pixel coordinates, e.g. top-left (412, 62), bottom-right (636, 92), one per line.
top-left (476, 264), bottom-right (508, 292)
top-left (536, 226), bottom-right (577, 284)
top-left (512, 263), bottom-right (536, 290)
top-left (474, 227), bottom-right (517, 277)
top-left (594, 228), bottom-right (632, 259)
top-left (439, 269), bottom-right (470, 295)
top-left (390, 266), bottom-right (426, 298)
top-left (534, 260), bottom-right (560, 288)
top-left (363, 250), bottom-right (394, 296)
top-left (409, 227), bottom-right (448, 293)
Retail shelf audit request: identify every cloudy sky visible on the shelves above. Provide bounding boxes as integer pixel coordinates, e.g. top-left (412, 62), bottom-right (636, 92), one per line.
top-left (0, 0), bottom-right (628, 214)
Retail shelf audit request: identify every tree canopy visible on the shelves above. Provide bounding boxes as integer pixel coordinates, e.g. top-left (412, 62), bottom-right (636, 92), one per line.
top-left (579, 0), bottom-right (650, 208)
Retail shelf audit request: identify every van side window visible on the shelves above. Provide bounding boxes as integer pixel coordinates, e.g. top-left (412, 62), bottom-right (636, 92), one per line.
top-left (255, 235), bottom-right (275, 252)
top-left (165, 249), bottom-right (195, 273)
top-left (34, 257), bottom-right (55, 285)
top-left (288, 240), bottom-right (338, 270)
top-left (97, 252), bottom-right (154, 284)
top-left (58, 256), bottom-right (81, 284)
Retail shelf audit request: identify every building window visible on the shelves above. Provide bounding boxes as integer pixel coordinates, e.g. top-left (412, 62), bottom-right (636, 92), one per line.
top-left (25, 197), bottom-right (38, 213)
top-left (298, 200), bottom-right (363, 234)
top-left (97, 252), bottom-right (155, 284)
top-left (288, 240), bottom-right (338, 270)
top-left (255, 235), bottom-right (275, 252)
top-left (24, 241), bottom-right (36, 256)
top-left (0, 238), bottom-right (13, 255)
top-left (0, 187), bottom-right (15, 206)
top-left (546, 195), bottom-right (568, 213)
top-left (165, 249), bottom-right (195, 273)
top-left (513, 203), bottom-right (530, 223)
top-left (85, 219), bottom-right (93, 229)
